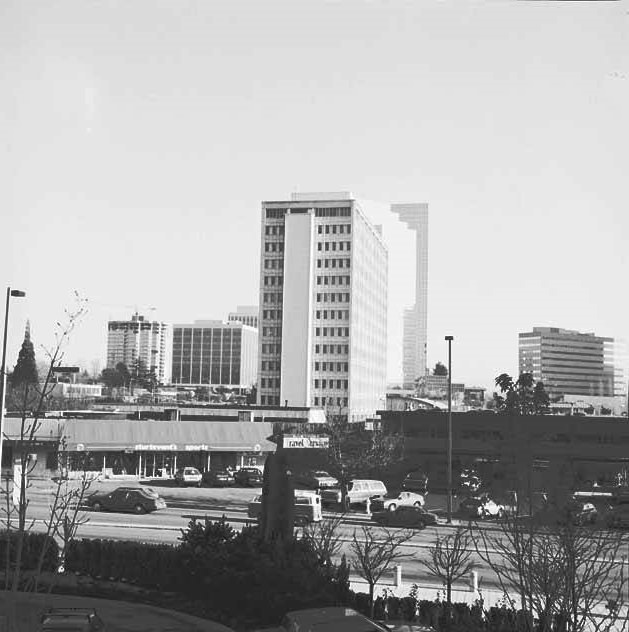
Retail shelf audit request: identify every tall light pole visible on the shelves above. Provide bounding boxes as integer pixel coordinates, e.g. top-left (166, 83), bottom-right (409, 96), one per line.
top-left (0, 288), bottom-right (26, 479)
top-left (445, 335), bottom-right (454, 524)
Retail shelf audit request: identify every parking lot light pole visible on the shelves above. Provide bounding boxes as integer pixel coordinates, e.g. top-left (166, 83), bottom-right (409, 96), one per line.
top-left (445, 335), bottom-right (454, 524)
top-left (0, 288), bottom-right (26, 479)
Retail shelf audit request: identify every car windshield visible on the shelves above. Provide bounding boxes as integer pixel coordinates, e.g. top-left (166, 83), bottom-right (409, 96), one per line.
top-left (141, 487), bottom-right (159, 498)
top-left (314, 471), bottom-right (331, 477)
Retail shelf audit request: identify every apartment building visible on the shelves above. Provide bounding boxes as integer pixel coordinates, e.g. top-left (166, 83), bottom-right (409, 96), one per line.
top-left (106, 313), bottom-right (169, 384)
top-left (257, 192), bottom-right (388, 421)
top-left (519, 327), bottom-right (627, 399)
top-left (170, 320), bottom-right (257, 388)
top-left (227, 305), bottom-right (258, 329)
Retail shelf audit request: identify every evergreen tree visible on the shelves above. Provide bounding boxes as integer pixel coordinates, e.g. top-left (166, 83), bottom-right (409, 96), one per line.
top-left (11, 321), bottom-right (38, 387)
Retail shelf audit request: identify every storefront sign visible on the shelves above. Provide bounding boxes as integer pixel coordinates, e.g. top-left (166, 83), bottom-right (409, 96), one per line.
top-left (134, 444), bottom-right (178, 451)
top-left (184, 444), bottom-right (209, 451)
top-left (282, 436), bottom-right (329, 449)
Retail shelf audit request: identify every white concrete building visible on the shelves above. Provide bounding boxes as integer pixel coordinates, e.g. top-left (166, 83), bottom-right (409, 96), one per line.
top-left (171, 320), bottom-right (258, 388)
top-left (227, 305), bottom-right (258, 329)
top-left (257, 192), bottom-right (388, 422)
top-left (391, 203), bottom-right (429, 389)
top-left (106, 313), bottom-right (170, 384)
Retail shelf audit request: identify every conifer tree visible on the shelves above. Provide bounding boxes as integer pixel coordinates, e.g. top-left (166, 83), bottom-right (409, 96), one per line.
top-left (11, 321), bottom-right (38, 387)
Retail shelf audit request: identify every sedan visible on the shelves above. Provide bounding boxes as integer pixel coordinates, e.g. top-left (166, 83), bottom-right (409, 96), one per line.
top-left (372, 506), bottom-right (438, 529)
top-left (295, 470), bottom-right (338, 490)
top-left (370, 491), bottom-right (425, 512)
top-left (85, 486), bottom-right (167, 514)
top-left (458, 495), bottom-right (504, 519)
top-left (202, 469), bottom-right (235, 487)
top-left (174, 466), bottom-right (202, 487)
top-left (233, 467), bottom-right (264, 487)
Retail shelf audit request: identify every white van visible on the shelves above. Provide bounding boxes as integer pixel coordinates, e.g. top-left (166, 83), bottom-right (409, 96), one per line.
top-left (320, 479), bottom-right (387, 507)
top-left (248, 489), bottom-right (323, 525)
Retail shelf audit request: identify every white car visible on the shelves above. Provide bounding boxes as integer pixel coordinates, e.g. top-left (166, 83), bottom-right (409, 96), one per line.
top-left (371, 491), bottom-right (425, 512)
top-left (174, 467), bottom-right (202, 487)
top-left (459, 495), bottom-right (504, 518)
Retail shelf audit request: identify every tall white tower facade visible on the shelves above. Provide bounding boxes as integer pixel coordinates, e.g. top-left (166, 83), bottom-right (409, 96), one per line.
top-left (257, 192), bottom-right (388, 421)
top-left (391, 203), bottom-right (428, 388)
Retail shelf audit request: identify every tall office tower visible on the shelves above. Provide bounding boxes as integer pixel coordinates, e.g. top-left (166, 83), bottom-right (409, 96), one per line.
top-left (257, 192), bottom-right (388, 421)
top-left (106, 313), bottom-right (170, 384)
top-left (171, 320), bottom-right (258, 387)
top-left (391, 203), bottom-right (429, 389)
top-left (519, 327), bottom-right (628, 399)
top-left (227, 305), bottom-right (259, 329)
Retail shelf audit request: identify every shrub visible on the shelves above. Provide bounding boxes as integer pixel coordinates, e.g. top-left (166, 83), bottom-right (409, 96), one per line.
top-left (0, 530), bottom-right (59, 572)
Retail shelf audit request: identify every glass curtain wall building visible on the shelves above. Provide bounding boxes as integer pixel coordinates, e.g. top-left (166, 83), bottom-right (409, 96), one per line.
top-left (257, 192), bottom-right (388, 421)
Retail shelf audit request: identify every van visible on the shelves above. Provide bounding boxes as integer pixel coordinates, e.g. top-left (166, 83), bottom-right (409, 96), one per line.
top-left (248, 490), bottom-right (322, 525)
top-left (320, 479), bottom-right (387, 507)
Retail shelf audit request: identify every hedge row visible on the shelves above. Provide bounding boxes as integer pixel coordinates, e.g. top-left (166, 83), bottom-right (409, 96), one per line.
top-left (0, 531), bottom-right (59, 572)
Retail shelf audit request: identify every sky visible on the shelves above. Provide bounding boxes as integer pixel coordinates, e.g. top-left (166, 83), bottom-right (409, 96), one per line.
top-left (1, 0), bottom-right (628, 393)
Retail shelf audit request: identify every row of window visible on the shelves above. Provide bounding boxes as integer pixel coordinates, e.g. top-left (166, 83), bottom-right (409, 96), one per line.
top-left (316, 293), bottom-right (350, 303)
top-left (262, 309), bottom-right (282, 320)
top-left (261, 343), bottom-right (281, 354)
top-left (317, 224), bottom-right (351, 235)
top-left (263, 276), bottom-right (284, 286)
top-left (314, 396), bottom-right (348, 406)
top-left (315, 327), bottom-right (349, 337)
top-left (263, 258), bottom-right (284, 270)
top-left (264, 225), bottom-right (285, 236)
top-left (315, 207), bottom-right (352, 217)
top-left (315, 310), bottom-right (349, 321)
top-left (262, 292), bottom-right (283, 304)
top-left (316, 275), bottom-right (350, 287)
top-left (260, 360), bottom-right (281, 371)
top-left (315, 344), bottom-right (349, 355)
top-left (314, 379), bottom-right (348, 390)
top-left (317, 258), bottom-right (350, 269)
top-left (317, 241), bottom-right (351, 252)
top-left (262, 326), bottom-right (282, 337)
top-left (264, 242), bottom-right (285, 253)
top-left (260, 377), bottom-right (281, 388)
top-left (260, 395), bottom-right (281, 405)
top-left (314, 361), bottom-right (349, 372)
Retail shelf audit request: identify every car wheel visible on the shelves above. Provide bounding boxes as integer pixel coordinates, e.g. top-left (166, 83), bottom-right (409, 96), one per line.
top-left (498, 508), bottom-right (505, 519)
top-left (388, 503), bottom-right (397, 512)
top-left (134, 504), bottom-right (146, 514)
top-left (413, 501), bottom-right (422, 508)
top-left (92, 501), bottom-right (102, 512)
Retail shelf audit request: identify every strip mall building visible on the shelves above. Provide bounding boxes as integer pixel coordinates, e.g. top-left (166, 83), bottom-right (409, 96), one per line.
top-left (1, 418), bottom-right (277, 479)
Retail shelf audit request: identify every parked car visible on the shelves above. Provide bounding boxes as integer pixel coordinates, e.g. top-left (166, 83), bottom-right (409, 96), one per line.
top-left (402, 470), bottom-right (428, 494)
top-left (202, 469), bottom-right (235, 487)
top-left (606, 504), bottom-right (629, 529)
top-left (234, 467), bottom-right (264, 487)
top-left (174, 466), bottom-right (202, 487)
top-left (280, 607), bottom-right (390, 632)
top-left (248, 490), bottom-right (323, 525)
top-left (458, 495), bottom-right (504, 519)
top-left (320, 479), bottom-right (387, 507)
top-left (40, 608), bottom-right (105, 632)
top-left (532, 499), bottom-right (598, 526)
top-left (370, 491), bottom-right (425, 512)
top-left (85, 486), bottom-right (167, 514)
top-left (295, 470), bottom-right (338, 490)
top-left (372, 506), bottom-right (438, 529)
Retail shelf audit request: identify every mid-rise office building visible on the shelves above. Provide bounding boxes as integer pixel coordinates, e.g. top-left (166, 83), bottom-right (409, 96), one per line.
top-left (171, 320), bottom-right (257, 388)
top-left (257, 192), bottom-right (388, 421)
top-left (227, 305), bottom-right (258, 329)
top-left (392, 203), bottom-right (429, 389)
top-left (107, 313), bottom-right (169, 384)
top-left (519, 327), bottom-right (627, 399)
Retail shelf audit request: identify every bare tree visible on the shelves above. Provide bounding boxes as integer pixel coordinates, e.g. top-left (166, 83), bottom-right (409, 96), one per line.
top-left (349, 525), bottom-right (414, 619)
top-left (473, 511), bottom-right (629, 632)
top-left (421, 525), bottom-right (476, 629)
top-left (301, 514), bottom-right (344, 566)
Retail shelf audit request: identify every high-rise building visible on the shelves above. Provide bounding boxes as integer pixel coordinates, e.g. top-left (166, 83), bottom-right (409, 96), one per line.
top-left (106, 313), bottom-right (170, 384)
top-left (227, 305), bottom-right (258, 329)
top-left (170, 320), bottom-right (258, 387)
top-left (519, 327), bottom-right (628, 399)
top-left (257, 192), bottom-right (388, 421)
top-left (391, 203), bottom-right (428, 389)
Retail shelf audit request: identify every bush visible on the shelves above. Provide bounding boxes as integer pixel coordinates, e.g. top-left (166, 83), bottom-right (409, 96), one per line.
top-left (0, 530), bottom-right (59, 572)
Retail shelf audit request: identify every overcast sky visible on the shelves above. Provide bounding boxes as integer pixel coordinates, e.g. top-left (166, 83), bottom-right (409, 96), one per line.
top-left (1, 0), bottom-right (627, 392)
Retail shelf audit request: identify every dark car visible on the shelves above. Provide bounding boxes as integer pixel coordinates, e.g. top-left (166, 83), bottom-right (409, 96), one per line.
top-left (402, 471), bottom-right (428, 494)
top-left (202, 469), bottom-right (235, 487)
top-left (533, 500), bottom-right (598, 526)
top-left (85, 486), bottom-right (167, 514)
top-left (295, 470), bottom-right (338, 490)
top-left (606, 504), bottom-right (629, 529)
top-left (40, 608), bottom-right (105, 631)
top-left (233, 467), bottom-right (263, 487)
top-left (372, 506), bottom-right (438, 529)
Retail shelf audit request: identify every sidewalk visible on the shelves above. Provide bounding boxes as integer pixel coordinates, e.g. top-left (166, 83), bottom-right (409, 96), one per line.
top-left (0, 590), bottom-right (234, 632)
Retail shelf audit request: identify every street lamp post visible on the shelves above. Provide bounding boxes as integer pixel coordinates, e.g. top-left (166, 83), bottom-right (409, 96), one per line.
top-left (0, 288), bottom-right (26, 479)
top-left (445, 335), bottom-right (454, 524)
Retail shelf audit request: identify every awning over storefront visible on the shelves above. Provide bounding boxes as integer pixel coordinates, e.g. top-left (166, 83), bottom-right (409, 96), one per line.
top-left (3, 418), bottom-right (277, 454)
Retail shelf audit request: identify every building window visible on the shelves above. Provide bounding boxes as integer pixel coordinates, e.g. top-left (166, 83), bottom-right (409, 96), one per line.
top-left (315, 344), bottom-right (320, 353)
top-left (325, 242), bottom-right (329, 251)
top-left (317, 259), bottom-right (321, 268)
top-left (318, 226), bottom-right (322, 234)
top-left (315, 328), bottom-right (320, 336)
top-left (317, 243), bottom-right (322, 251)
top-left (315, 362), bottom-right (320, 370)
top-left (314, 379), bottom-right (319, 388)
